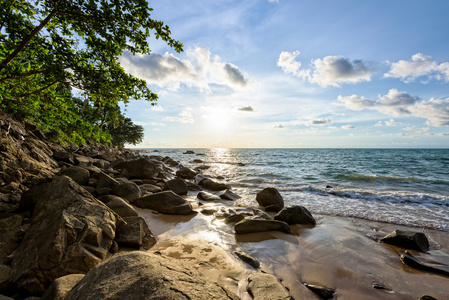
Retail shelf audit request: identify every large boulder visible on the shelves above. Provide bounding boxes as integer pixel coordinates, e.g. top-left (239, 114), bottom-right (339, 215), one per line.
top-left (111, 182), bottom-right (141, 203)
top-left (104, 196), bottom-right (138, 218)
top-left (134, 191), bottom-right (195, 215)
top-left (64, 251), bottom-right (238, 300)
top-left (220, 189), bottom-right (241, 201)
top-left (114, 158), bottom-right (161, 179)
top-left (139, 184), bottom-right (162, 194)
top-left (175, 167), bottom-right (197, 179)
top-left (41, 274), bottom-right (85, 300)
top-left (96, 172), bottom-right (120, 192)
top-left (247, 272), bottom-right (292, 300)
top-left (115, 216), bottom-right (156, 250)
top-left (274, 205), bottom-right (316, 225)
top-left (198, 178), bottom-right (228, 191)
top-left (197, 191), bottom-right (221, 201)
top-left (256, 187), bottom-right (284, 210)
top-left (60, 166), bottom-right (90, 186)
top-left (234, 219), bottom-right (291, 234)
top-left (164, 178), bottom-right (188, 196)
top-left (381, 230), bottom-right (429, 252)
top-left (11, 176), bottom-right (122, 295)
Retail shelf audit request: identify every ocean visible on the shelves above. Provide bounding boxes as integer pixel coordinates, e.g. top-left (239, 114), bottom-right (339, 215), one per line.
top-left (140, 148), bottom-right (449, 231)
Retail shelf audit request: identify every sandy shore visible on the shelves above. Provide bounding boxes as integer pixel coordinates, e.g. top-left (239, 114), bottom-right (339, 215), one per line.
top-left (134, 198), bottom-right (449, 299)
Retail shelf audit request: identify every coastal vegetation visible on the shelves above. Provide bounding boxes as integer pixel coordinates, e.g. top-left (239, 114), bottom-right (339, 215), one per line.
top-left (0, 0), bottom-right (182, 146)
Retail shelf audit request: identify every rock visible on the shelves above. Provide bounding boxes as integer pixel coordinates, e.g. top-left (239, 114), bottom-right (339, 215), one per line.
top-left (274, 205), bottom-right (316, 225)
top-left (183, 150), bottom-right (195, 154)
top-left (175, 167), bottom-right (197, 179)
top-left (192, 159), bottom-right (203, 163)
top-left (139, 184), bottom-right (162, 194)
top-left (419, 296), bottom-right (438, 300)
top-left (0, 214), bottom-right (22, 229)
top-left (200, 208), bottom-right (216, 216)
top-left (220, 189), bottom-right (241, 201)
top-left (381, 230), bottom-right (429, 252)
top-left (265, 204), bottom-right (283, 212)
top-left (105, 196), bottom-right (138, 218)
top-left (111, 182), bottom-right (141, 203)
top-left (96, 172), bottom-right (120, 192)
top-left (197, 191), bottom-right (221, 201)
top-left (162, 156), bottom-right (179, 167)
top-left (115, 216), bottom-right (156, 250)
top-left (164, 178), bottom-right (188, 196)
top-left (64, 251), bottom-right (239, 300)
top-left (247, 272), bottom-right (292, 300)
top-left (74, 155), bottom-right (94, 167)
top-left (52, 151), bottom-right (74, 164)
top-left (20, 182), bottom-right (51, 211)
top-left (0, 265), bottom-right (13, 294)
top-left (256, 187), bottom-right (284, 209)
top-left (198, 178), bottom-right (228, 191)
top-left (11, 176), bottom-right (122, 295)
top-left (235, 219), bottom-right (291, 234)
top-left (134, 191), bottom-right (195, 215)
top-left (93, 159), bottom-right (110, 169)
top-left (303, 283), bottom-right (335, 300)
top-left (41, 274), bottom-right (85, 300)
top-left (224, 214), bottom-right (245, 224)
top-left (115, 158), bottom-right (161, 179)
top-left (60, 166), bottom-right (90, 186)
top-left (186, 182), bottom-right (201, 191)
top-left (234, 251), bottom-right (260, 269)
top-left (400, 251), bottom-right (449, 276)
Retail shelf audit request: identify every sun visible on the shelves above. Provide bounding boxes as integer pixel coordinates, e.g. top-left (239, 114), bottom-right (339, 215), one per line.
top-left (202, 106), bottom-right (232, 131)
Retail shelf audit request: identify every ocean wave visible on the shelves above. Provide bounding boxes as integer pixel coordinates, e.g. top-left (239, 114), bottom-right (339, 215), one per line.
top-left (335, 173), bottom-right (419, 182)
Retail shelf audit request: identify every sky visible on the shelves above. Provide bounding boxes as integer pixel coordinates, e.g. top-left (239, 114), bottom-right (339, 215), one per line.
top-left (120, 0), bottom-right (449, 148)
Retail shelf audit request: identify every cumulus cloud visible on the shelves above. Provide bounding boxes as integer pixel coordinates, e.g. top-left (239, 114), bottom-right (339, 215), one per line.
top-left (337, 89), bottom-right (419, 115)
top-left (165, 107), bottom-right (194, 123)
top-left (120, 47), bottom-right (249, 92)
top-left (409, 98), bottom-right (449, 126)
top-left (384, 53), bottom-right (449, 83)
top-left (150, 105), bottom-right (164, 112)
top-left (273, 124), bottom-right (284, 128)
top-left (341, 124), bottom-right (355, 130)
top-left (306, 118), bottom-right (332, 126)
top-left (277, 51), bottom-right (375, 87)
top-left (237, 106), bottom-right (254, 112)
top-left (375, 119), bottom-right (407, 127)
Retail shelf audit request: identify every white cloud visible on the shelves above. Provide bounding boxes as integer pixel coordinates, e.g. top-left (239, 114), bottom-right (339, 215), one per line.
top-left (341, 124), bottom-right (355, 130)
top-left (237, 106), bottom-right (255, 112)
top-left (150, 105), bottom-right (165, 112)
top-left (277, 51), bottom-right (375, 87)
top-left (165, 107), bottom-right (194, 123)
top-left (120, 47), bottom-right (249, 92)
top-left (384, 53), bottom-right (449, 83)
top-left (409, 98), bottom-right (449, 126)
top-left (273, 124), bottom-right (284, 128)
top-left (268, 0), bottom-right (279, 2)
top-left (337, 88), bottom-right (418, 116)
top-left (306, 118), bottom-right (332, 126)
top-left (375, 119), bottom-right (407, 127)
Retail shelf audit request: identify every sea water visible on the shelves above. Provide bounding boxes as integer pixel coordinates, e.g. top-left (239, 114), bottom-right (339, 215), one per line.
top-left (140, 148), bottom-right (449, 231)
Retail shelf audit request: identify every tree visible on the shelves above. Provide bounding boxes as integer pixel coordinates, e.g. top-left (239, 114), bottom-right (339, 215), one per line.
top-left (0, 0), bottom-right (182, 145)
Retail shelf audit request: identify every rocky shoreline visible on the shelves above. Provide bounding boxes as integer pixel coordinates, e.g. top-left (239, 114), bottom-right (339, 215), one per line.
top-left (0, 112), bottom-right (448, 299)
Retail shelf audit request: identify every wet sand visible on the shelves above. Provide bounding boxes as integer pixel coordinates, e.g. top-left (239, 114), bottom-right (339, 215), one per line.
top-left (135, 202), bottom-right (449, 299)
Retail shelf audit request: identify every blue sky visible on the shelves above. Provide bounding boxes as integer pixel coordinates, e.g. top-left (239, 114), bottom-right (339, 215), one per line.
top-left (121, 0), bottom-right (449, 148)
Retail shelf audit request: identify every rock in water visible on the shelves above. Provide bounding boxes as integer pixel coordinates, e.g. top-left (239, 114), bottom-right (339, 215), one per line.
top-left (234, 219), bottom-right (291, 234)
top-left (400, 251), bottom-right (449, 277)
top-left (134, 191), bottom-right (195, 215)
top-left (64, 251), bottom-right (239, 300)
top-left (197, 191), bottom-right (221, 201)
top-left (380, 230), bottom-right (429, 252)
top-left (303, 283), bottom-right (335, 300)
top-left (274, 205), bottom-right (316, 225)
top-left (198, 178), bottom-right (228, 191)
top-left (234, 251), bottom-right (260, 269)
top-left (11, 176), bottom-right (122, 295)
top-left (175, 167), bottom-right (197, 179)
top-left (220, 189), bottom-right (241, 201)
top-left (256, 187), bottom-right (284, 209)
top-left (247, 272), bottom-right (292, 300)
top-left (164, 178), bottom-right (188, 196)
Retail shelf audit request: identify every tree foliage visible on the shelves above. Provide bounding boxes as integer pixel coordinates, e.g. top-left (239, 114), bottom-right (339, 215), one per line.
top-left (0, 0), bottom-right (182, 145)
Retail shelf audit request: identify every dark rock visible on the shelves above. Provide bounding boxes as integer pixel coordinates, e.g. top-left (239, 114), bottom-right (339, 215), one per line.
top-left (400, 251), bottom-right (449, 276)
top-left (164, 178), bottom-right (188, 196)
top-left (64, 251), bottom-right (239, 300)
top-left (139, 184), bottom-right (162, 194)
top-left (115, 217), bottom-right (156, 250)
top-left (52, 151), bottom-right (74, 164)
top-left (105, 196), bottom-right (138, 218)
top-left (192, 159), bottom-right (203, 163)
top-left (200, 208), bottom-right (216, 216)
top-left (20, 182), bottom-right (51, 211)
top-left (81, 186), bottom-right (96, 195)
top-left (162, 156), bottom-right (179, 167)
top-left (220, 189), bottom-right (241, 201)
top-left (381, 230), bottom-right (429, 252)
top-left (247, 272), bottom-right (292, 300)
top-left (224, 214), bottom-right (245, 224)
top-left (234, 251), bottom-right (260, 269)
top-left (41, 274), bottom-right (85, 300)
top-left (198, 178), bottom-right (228, 191)
top-left (134, 191), bottom-right (195, 215)
top-left (74, 155), bottom-right (94, 167)
top-left (256, 187), bottom-right (284, 209)
top-left (216, 175), bottom-right (225, 180)
top-left (419, 295), bottom-right (438, 300)
top-left (115, 158), bottom-right (161, 179)
top-left (112, 182), bottom-right (141, 203)
top-left (93, 159), bottom-right (110, 169)
top-left (0, 265), bottom-right (13, 294)
top-left (235, 219), bottom-right (291, 234)
top-left (274, 205), bottom-right (316, 225)
top-left (176, 167), bottom-right (197, 179)
top-left (303, 283), bottom-right (335, 300)
top-left (60, 166), bottom-right (90, 186)
top-left (265, 204), bottom-right (283, 212)
top-left (183, 150), bottom-right (195, 154)
top-left (96, 187), bottom-right (112, 196)
top-left (130, 179), bottom-right (143, 185)
top-left (96, 172), bottom-right (120, 192)
top-left (11, 176), bottom-right (122, 295)
top-left (372, 282), bottom-right (392, 292)
top-left (186, 182), bottom-right (201, 191)
top-left (197, 191), bottom-right (221, 201)
top-left (109, 241), bottom-right (119, 254)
